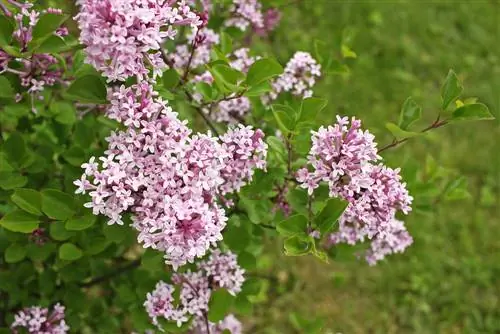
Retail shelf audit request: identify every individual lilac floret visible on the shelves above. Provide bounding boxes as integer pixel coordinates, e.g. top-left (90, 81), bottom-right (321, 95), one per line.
top-left (296, 116), bottom-right (379, 196)
top-left (144, 251), bottom-right (245, 332)
top-left (297, 116), bottom-right (413, 264)
top-left (11, 303), bottom-right (69, 334)
top-left (225, 0), bottom-right (264, 31)
top-left (170, 28), bottom-right (220, 69)
top-left (219, 125), bottom-right (268, 195)
top-left (265, 51), bottom-right (321, 103)
top-left (76, 0), bottom-right (202, 81)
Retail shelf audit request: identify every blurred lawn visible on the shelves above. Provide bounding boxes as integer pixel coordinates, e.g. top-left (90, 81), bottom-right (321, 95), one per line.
top-left (252, 1), bottom-right (499, 333)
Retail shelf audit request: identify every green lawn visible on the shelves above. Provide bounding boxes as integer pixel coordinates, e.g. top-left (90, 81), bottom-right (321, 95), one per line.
top-left (250, 1), bottom-right (499, 332)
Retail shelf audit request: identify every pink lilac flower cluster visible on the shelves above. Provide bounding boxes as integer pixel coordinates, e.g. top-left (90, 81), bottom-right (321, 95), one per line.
top-left (144, 251), bottom-right (244, 332)
top-left (225, 0), bottom-right (264, 31)
top-left (11, 303), bottom-right (69, 334)
top-left (264, 51), bottom-right (321, 104)
top-left (170, 28), bottom-right (220, 70)
top-left (296, 116), bottom-right (413, 264)
top-left (75, 83), bottom-right (267, 268)
top-left (219, 124), bottom-right (267, 195)
top-left (254, 8), bottom-right (281, 36)
top-left (0, 2), bottom-right (67, 110)
top-left (76, 0), bottom-right (202, 81)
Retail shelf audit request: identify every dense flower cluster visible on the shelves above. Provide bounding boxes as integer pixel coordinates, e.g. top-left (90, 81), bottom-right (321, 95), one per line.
top-left (265, 51), bottom-right (321, 103)
top-left (219, 124), bottom-right (267, 194)
top-left (144, 251), bottom-right (244, 332)
top-left (225, 0), bottom-right (264, 31)
top-left (297, 116), bottom-right (413, 264)
top-left (0, 3), bottom-right (67, 110)
top-left (11, 303), bottom-right (69, 334)
top-left (76, 0), bottom-right (202, 81)
top-left (75, 83), bottom-right (267, 268)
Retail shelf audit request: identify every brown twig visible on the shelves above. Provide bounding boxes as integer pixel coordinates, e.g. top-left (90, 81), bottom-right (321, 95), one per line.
top-left (378, 118), bottom-right (448, 153)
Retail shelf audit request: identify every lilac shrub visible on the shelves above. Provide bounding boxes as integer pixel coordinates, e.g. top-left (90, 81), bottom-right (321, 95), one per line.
top-left (0, 0), bottom-right (494, 332)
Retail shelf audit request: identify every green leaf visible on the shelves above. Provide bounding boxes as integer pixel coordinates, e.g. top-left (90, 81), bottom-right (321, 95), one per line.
top-left (5, 243), bottom-right (27, 263)
top-left (162, 68), bottom-right (180, 90)
top-left (62, 146), bottom-right (86, 166)
top-left (0, 15), bottom-right (14, 47)
top-left (385, 122), bottom-right (421, 139)
top-left (65, 214), bottom-right (96, 231)
top-left (66, 75), bottom-right (107, 104)
top-left (341, 44), bottom-right (357, 58)
top-left (0, 210), bottom-right (39, 233)
top-left (0, 75), bottom-right (14, 98)
top-left (277, 215), bottom-right (308, 237)
top-left (36, 35), bottom-right (69, 53)
top-left (314, 39), bottom-right (333, 70)
top-left (3, 132), bottom-right (26, 164)
top-left (284, 235), bottom-right (311, 256)
top-left (286, 188), bottom-right (309, 216)
top-left (210, 64), bottom-right (244, 90)
top-left (451, 103), bottom-right (494, 121)
top-left (220, 31), bottom-right (233, 55)
top-left (52, 101), bottom-right (77, 125)
top-left (245, 58), bottom-right (283, 86)
top-left (31, 13), bottom-right (69, 42)
top-left (195, 81), bottom-right (213, 101)
top-left (224, 224), bottom-right (250, 252)
top-left (315, 198), bottom-right (348, 236)
top-left (271, 104), bottom-right (296, 134)
top-left (398, 97), bottom-right (422, 130)
top-left (299, 97), bottom-right (328, 123)
top-left (441, 70), bottom-right (463, 110)
top-left (11, 189), bottom-right (42, 216)
top-left (266, 136), bottom-right (287, 161)
top-left (49, 221), bottom-right (75, 241)
top-left (59, 243), bottom-right (83, 261)
top-left (237, 251), bottom-right (257, 270)
top-left (244, 80), bottom-right (272, 97)
top-left (208, 289), bottom-right (235, 322)
top-left (41, 189), bottom-right (77, 220)
top-left (0, 172), bottom-right (28, 190)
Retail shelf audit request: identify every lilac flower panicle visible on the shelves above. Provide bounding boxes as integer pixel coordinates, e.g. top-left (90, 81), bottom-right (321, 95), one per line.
top-left (75, 83), bottom-right (267, 268)
top-left (219, 124), bottom-right (267, 195)
top-left (76, 0), bottom-right (202, 81)
top-left (297, 116), bottom-right (414, 264)
top-left (254, 8), bottom-right (281, 36)
top-left (264, 51), bottom-right (321, 103)
top-left (11, 303), bottom-right (69, 334)
top-left (144, 251), bottom-right (244, 333)
top-left (225, 0), bottom-right (264, 31)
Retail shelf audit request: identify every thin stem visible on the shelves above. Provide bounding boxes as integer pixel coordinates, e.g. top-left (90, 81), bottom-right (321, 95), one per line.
top-left (185, 89), bottom-right (220, 136)
top-left (80, 259), bottom-right (141, 287)
top-left (378, 118), bottom-right (448, 153)
top-left (182, 29), bottom-right (199, 82)
top-left (286, 134), bottom-right (293, 176)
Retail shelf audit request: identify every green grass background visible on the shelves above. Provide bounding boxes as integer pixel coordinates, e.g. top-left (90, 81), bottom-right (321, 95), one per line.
top-left (250, 1), bottom-right (500, 332)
